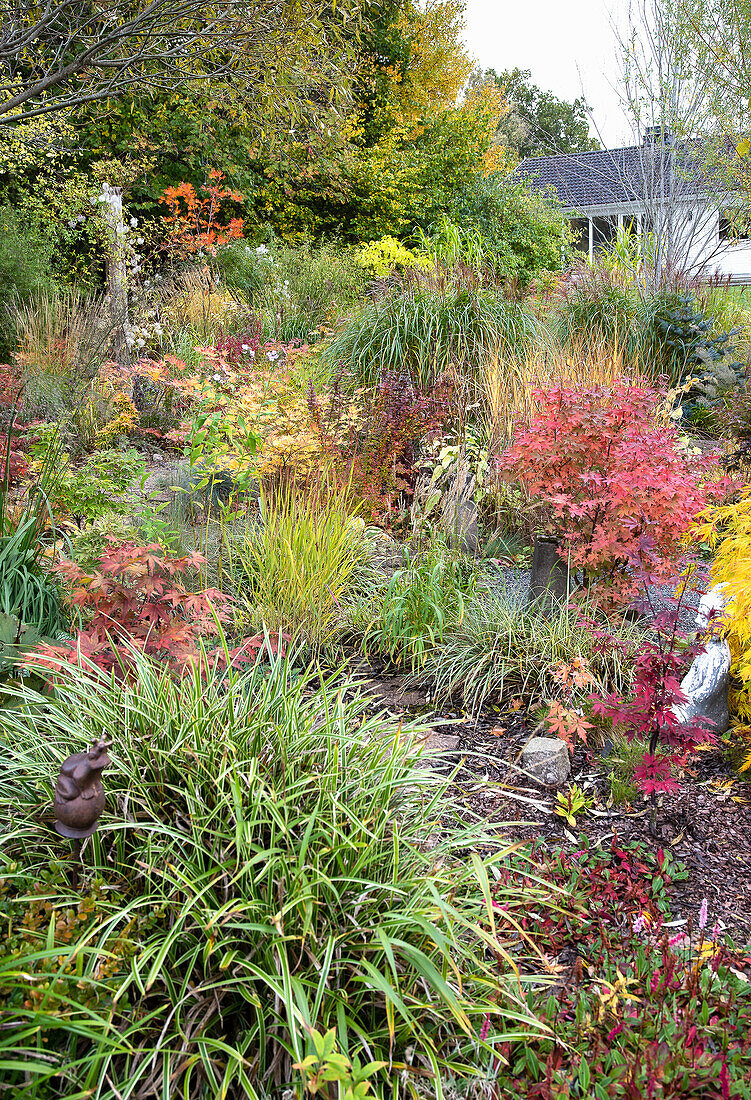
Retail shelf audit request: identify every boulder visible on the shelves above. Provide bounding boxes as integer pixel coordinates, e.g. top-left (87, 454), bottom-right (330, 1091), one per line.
top-left (520, 736), bottom-right (571, 786)
top-left (671, 584), bottom-right (731, 734)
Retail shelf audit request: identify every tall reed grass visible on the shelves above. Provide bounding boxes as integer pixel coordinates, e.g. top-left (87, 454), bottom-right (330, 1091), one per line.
top-left (482, 336), bottom-right (635, 452)
top-left (14, 288), bottom-right (113, 417)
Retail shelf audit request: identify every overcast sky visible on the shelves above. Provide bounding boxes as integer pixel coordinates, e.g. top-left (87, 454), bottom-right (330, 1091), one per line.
top-left (462, 0), bottom-right (634, 148)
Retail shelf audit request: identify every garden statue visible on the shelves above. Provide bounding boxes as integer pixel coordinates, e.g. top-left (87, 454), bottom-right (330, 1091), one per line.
top-left (53, 736), bottom-right (112, 839)
top-left (671, 585), bottom-right (731, 734)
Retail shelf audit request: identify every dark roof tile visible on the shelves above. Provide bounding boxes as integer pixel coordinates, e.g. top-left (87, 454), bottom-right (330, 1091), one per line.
top-left (515, 142), bottom-right (699, 208)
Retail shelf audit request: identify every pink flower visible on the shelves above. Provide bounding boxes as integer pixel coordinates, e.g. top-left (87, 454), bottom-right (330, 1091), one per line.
top-left (632, 912), bottom-right (649, 935)
top-left (479, 1015), bottom-right (490, 1043)
top-left (698, 898), bottom-right (709, 931)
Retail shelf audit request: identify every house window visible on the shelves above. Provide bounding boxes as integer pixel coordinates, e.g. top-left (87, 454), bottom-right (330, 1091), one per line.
top-left (592, 216), bottom-right (617, 252)
top-left (570, 217), bottom-right (589, 252)
top-left (719, 211), bottom-right (751, 242)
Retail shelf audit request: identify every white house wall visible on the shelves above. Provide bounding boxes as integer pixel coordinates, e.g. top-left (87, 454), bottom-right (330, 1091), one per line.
top-left (566, 201), bottom-right (751, 283)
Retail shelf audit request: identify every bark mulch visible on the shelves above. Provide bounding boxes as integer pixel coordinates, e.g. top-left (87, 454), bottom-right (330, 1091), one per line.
top-left (358, 670), bottom-right (751, 947)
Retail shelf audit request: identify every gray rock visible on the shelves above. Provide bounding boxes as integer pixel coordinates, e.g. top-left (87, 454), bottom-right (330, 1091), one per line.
top-left (411, 731), bottom-right (462, 771)
top-left (520, 736), bottom-right (571, 786)
top-left (419, 732), bottom-right (461, 753)
top-left (671, 584), bottom-right (732, 734)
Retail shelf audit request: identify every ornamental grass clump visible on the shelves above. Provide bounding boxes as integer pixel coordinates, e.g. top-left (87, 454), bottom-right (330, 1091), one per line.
top-left (321, 276), bottom-right (543, 388)
top-left (225, 481), bottom-right (368, 653)
top-left (482, 334), bottom-right (633, 453)
top-left (0, 650), bottom-right (557, 1098)
top-left (353, 543), bottom-right (481, 671)
top-left (0, 406), bottom-right (66, 635)
top-left (414, 589), bottom-right (641, 714)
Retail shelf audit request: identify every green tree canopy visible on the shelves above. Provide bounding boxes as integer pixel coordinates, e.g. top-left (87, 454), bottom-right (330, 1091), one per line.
top-left (476, 66), bottom-right (599, 159)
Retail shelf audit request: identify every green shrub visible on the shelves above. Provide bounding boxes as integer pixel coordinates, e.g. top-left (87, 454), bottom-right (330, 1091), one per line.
top-left (352, 543), bottom-right (481, 671)
top-left (70, 513), bottom-right (141, 571)
top-left (355, 235), bottom-right (431, 277)
top-left (321, 277), bottom-right (543, 388)
top-left (445, 176), bottom-right (568, 287)
top-left (0, 651), bottom-right (555, 1098)
top-left (216, 237), bottom-right (367, 342)
top-left (32, 448), bottom-right (145, 529)
top-left (414, 589), bottom-right (641, 714)
top-left (0, 205), bottom-right (58, 359)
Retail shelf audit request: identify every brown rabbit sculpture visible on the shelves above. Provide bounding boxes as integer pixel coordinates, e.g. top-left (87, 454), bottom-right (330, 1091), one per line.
top-left (53, 737), bottom-right (112, 839)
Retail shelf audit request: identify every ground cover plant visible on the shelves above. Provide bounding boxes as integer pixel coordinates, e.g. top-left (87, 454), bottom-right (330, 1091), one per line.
top-left (0, 650), bottom-right (563, 1099)
top-left (488, 837), bottom-right (751, 1099)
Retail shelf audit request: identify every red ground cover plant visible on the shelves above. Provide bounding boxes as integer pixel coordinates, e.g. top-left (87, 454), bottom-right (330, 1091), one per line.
top-left (33, 541), bottom-right (280, 677)
top-left (486, 838), bottom-right (751, 1099)
top-left (497, 382), bottom-right (725, 608)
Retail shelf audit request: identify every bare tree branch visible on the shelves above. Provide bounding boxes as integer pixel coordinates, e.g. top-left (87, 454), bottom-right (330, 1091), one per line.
top-left (0, 0), bottom-right (360, 123)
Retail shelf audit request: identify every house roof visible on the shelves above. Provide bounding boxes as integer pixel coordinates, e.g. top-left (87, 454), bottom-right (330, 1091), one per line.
top-left (515, 141), bottom-right (702, 210)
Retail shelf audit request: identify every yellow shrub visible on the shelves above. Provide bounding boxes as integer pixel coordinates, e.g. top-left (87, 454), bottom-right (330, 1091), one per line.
top-left (182, 357), bottom-right (362, 483)
top-left (71, 372), bottom-right (138, 451)
top-left (694, 489), bottom-right (751, 723)
top-left (355, 237), bottom-right (433, 278)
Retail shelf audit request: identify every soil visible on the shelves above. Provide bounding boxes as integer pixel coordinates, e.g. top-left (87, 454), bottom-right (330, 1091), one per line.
top-left (355, 668), bottom-right (751, 948)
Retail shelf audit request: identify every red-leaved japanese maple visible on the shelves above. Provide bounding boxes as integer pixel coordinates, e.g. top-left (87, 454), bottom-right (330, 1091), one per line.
top-left (33, 541), bottom-right (247, 677)
top-left (592, 607), bottom-right (712, 821)
top-left (497, 382), bottom-right (721, 607)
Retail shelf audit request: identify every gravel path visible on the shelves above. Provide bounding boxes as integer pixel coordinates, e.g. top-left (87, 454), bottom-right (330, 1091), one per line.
top-left (490, 563), bottom-right (712, 633)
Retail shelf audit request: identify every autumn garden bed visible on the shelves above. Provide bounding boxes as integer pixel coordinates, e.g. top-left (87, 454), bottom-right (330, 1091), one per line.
top-left (3, 231), bottom-right (751, 1097)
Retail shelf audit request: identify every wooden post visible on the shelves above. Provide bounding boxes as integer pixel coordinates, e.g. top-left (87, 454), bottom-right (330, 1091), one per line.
top-left (528, 536), bottom-right (571, 617)
top-left (100, 184), bottom-right (130, 371)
